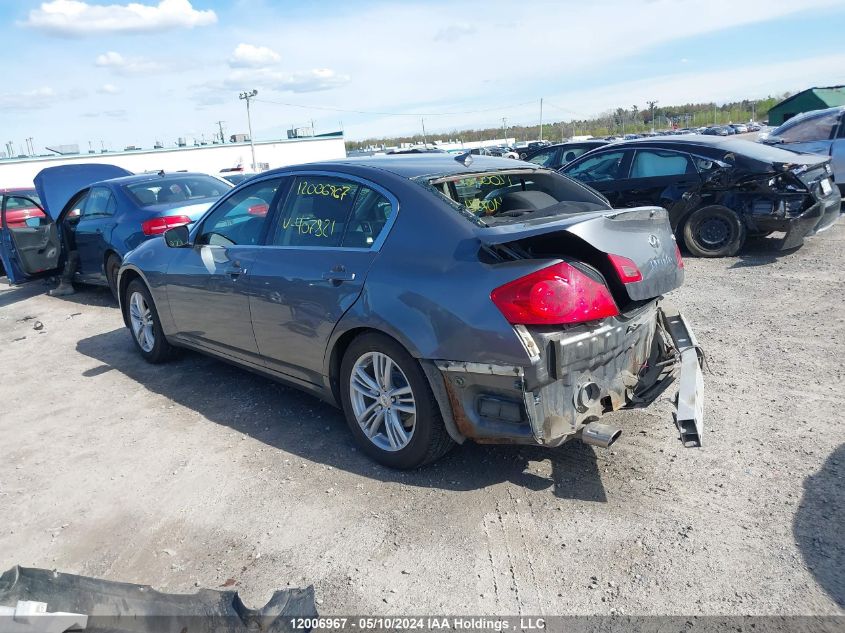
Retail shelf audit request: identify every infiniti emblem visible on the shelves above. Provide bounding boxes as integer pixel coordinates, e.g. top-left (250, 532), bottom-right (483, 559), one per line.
top-left (648, 234), bottom-right (660, 249)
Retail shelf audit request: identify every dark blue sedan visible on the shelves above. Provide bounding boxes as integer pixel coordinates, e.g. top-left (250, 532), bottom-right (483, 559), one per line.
top-left (0, 164), bottom-right (232, 298)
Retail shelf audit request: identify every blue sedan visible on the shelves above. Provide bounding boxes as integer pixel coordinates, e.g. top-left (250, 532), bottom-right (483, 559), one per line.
top-left (0, 164), bottom-right (232, 298)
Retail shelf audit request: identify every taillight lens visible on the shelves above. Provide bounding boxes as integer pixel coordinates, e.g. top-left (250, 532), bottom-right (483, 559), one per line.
top-left (248, 203), bottom-right (269, 216)
top-left (491, 262), bottom-right (619, 325)
top-left (608, 253), bottom-right (643, 284)
top-left (674, 243), bottom-right (684, 269)
top-left (141, 215), bottom-right (191, 236)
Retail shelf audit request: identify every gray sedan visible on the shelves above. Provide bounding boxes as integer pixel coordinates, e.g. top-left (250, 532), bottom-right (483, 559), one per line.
top-left (117, 155), bottom-right (704, 468)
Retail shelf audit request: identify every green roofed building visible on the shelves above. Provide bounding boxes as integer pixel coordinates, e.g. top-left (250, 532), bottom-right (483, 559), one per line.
top-left (767, 86), bottom-right (845, 126)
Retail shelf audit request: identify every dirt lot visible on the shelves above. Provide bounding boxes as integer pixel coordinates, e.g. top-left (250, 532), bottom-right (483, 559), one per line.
top-left (1, 225), bottom-right (843, 617)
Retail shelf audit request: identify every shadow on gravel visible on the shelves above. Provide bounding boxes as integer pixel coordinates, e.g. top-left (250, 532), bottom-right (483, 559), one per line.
top-left (728, 235), bottom-right (801, 269)
top-left (0, 280), bottom-right (115, 309)
top-left (794, 444), bottom-right (845, 609)
top-left (76, 328), bottom-right (608, 502)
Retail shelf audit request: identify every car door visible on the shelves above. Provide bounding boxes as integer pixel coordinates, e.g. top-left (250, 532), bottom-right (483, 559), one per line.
top-left (165, 176), bottom-right (287, 364)
top-left (614, 149), bottom-right (701, 211)
top-left (73, 186), bottom-right (117, 281)
top-left (561, 149), bottom-right (633, 206)
top-left (249, 172), bottom-right (397, 385)
top-left (0, 193), bottom-right (60, 284)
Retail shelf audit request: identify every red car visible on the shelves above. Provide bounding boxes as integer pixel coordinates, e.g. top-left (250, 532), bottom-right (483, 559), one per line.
top-left (1, 188), bottom-right (46, 229)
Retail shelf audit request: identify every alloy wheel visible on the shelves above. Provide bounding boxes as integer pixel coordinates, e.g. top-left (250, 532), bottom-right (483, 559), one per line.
top-left (129, 291), bottom-right (155, 353)
top-left (349, 351), bottom-right (416, 452)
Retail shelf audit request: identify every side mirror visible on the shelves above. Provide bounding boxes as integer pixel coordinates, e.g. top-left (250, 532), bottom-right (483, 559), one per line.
top-left (164, 225), bottom-right (191, 248)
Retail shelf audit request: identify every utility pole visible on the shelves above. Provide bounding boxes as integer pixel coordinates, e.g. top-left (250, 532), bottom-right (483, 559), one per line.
top-left (215, 120), bottom-right (226, 144)
top-left (647, 101), bottom-right (658, 133)
top-left (238, 90), bottom-right (258, 171)
top-left (714, 102), bottom-right (717, 125)
top-left (310, 119), bottom-right (316, 136)
top-left (539, 98), bottom-right (544, 141)
top-left (421, 118), bottom-right (427, 146)
top-left (502, 117), bottom-right (507, 140)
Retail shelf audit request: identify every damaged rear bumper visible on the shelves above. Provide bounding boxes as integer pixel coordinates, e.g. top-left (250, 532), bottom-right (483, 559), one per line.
top-left (430, 299), bottom-right (704, 449)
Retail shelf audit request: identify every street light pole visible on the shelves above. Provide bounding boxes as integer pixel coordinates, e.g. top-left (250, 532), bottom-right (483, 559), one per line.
top-left (647, 100), bottom-right (658, 133)
top-left (239, 89), bottom-right (258, 171)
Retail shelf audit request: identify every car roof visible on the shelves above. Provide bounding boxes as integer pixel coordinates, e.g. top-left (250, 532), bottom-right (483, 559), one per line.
top-left (575, 134), bottom-right (828, 166)
top-left (0, 187), bottom-right (37, 194)
top-left (102, 172), bottom-right (219, 186)
top-left (269, 155), bottom-right (533, 179)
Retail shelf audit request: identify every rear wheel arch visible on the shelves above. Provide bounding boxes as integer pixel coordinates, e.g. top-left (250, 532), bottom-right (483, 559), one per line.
top-left (327, 326), bottom-right (465, 446)
top-left (117, 268), bottom-right (143, 325)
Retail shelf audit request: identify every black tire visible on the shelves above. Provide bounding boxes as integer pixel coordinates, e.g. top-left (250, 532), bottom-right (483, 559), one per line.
top-left (105, 253), bottom-right (121, 301)
top-left (124, 278), bottom-right (177, 363)
top-left (339, 333), bottom-right (454, 469)
top-left (682, 205), bottom-right (746, 257)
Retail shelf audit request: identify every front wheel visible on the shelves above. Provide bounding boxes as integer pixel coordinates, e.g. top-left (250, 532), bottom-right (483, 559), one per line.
top-left (339, 333), bottom-right (454, 469)
top-left (682, 205), bottom-right (746, 257)
top-left (125, 279), bottom-right (177, 363)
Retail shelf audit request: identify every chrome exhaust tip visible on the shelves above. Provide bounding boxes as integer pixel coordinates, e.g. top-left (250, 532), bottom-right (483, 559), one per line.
top-left (581, 423), bottom-right (622, 448)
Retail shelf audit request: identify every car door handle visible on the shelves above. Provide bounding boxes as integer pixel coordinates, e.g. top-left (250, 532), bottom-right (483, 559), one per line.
top-left (322, 270), bottom-right (356, 283)
top-left (226, 261), bottom-right (245, 279)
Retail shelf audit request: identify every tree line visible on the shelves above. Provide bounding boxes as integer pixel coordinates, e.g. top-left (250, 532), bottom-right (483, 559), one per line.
top-left (346, 93), bottom-right (790, 151)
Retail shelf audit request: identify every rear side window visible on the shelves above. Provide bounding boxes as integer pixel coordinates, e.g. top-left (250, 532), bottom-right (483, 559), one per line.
top-left (271, 176), bottom-right (360, 247)
top-left (82, 187), bottom-right (117, 218)
top-left (630, 150), bottom-right (696, 178)
top-left (342, 186), bottom-right (393, 248)
top-left (527, 148), bottom-right (558, 167)
top-left (565, 150), bottom-right (628, 182)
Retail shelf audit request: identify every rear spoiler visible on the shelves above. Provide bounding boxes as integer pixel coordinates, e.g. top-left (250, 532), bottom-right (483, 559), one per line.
top-left (476, 206), bottom-right (666, 246)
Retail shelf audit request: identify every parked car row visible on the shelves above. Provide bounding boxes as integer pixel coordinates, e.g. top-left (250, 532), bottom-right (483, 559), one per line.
top-left (3, 108), bottom-right (842, 469)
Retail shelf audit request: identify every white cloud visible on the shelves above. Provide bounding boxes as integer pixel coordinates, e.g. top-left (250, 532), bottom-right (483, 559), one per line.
top-left (221, 67), bottom-right (350, 93)
top-left (0, 86), bottom-right (84, 111)
top-left (98, 83), bottom-right (121, 95)
top-left (22, 0), bottom-right (217, 36)
top-left (229, 43), bottom-right (281, 68)
top-left (95, 51), bottom-right (166, 75)
top-left (433, 24), bottom-right (476, 42)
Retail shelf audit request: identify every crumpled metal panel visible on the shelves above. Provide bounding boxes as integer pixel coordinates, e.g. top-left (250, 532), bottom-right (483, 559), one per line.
top-left (0, 566), bottom-right (318, 633)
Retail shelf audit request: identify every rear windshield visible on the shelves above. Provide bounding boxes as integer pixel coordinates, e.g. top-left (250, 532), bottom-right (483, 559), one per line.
top-left (421, 169), bottom-right (610, 226)
top-left (124, 175), bottom-right (231, 207)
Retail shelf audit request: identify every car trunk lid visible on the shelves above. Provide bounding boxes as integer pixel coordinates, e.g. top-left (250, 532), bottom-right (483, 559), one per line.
top-left (478, 206), bottom-right (683, 302)
top-left (34, 164), bottom-right (132, 220)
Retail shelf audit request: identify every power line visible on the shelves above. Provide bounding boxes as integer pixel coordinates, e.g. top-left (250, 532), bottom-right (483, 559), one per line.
top-left (251, 97), bottom-right (537, 117)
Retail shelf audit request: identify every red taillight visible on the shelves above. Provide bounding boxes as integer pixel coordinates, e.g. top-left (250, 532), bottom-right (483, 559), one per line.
top-left (608, 253), bottom-right (643, 284)
top-left (141, 215), bottom-right (191, 236)
top-left (674, 243), bottom-right (684, 269)
top-left (491, 262), bottom-right (619, 325)
top-left (247, 203), bottom-right (269, 216)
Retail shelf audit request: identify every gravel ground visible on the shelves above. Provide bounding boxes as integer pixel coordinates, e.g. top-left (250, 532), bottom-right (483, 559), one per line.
top-left (0, 224), bottom-right (843, 616)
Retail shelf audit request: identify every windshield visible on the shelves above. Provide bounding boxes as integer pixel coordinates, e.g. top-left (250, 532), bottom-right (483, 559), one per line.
top-left (422, 169), bottom-right (609, 226)
top-left (124, 175), bottom-right (231, 207)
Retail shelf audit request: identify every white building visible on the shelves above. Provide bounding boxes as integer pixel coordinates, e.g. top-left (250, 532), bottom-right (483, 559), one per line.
top-left (0, 134), bottom-right (346, 188)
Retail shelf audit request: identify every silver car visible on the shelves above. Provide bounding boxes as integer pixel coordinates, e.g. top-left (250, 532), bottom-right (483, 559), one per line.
top-left (762, 106), bottom-right (845, 194)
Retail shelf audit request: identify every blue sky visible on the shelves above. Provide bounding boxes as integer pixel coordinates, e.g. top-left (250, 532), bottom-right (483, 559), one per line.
top-left (2, 0), bottom-right (845, 153)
